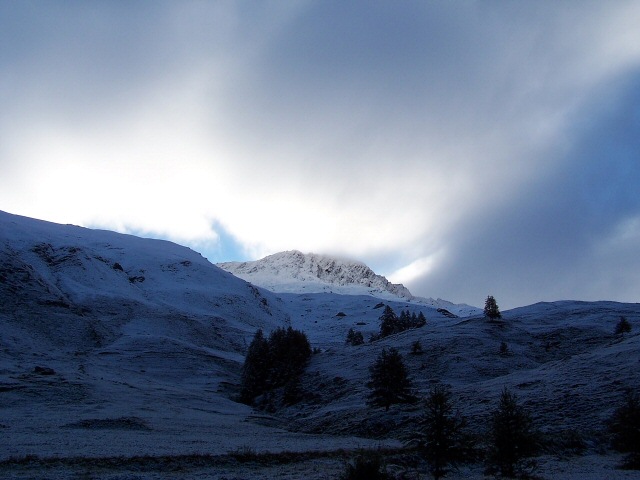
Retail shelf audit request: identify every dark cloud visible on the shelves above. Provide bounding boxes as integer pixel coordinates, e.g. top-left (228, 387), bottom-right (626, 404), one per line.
top-left (408, 73), bottom-right (640, 308)
top-left (2, 2), bottom-right (640, 308)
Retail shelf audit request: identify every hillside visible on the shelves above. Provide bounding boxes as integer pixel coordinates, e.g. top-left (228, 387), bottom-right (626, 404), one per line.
top-left (0, 211), bottom-right (386, 464)
top-left (1, 211), bottom-right (639, 478)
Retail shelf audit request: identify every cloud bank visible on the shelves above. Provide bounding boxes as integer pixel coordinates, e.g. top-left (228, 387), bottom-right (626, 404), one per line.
top-left (1, 1), bottom-right (640, 308)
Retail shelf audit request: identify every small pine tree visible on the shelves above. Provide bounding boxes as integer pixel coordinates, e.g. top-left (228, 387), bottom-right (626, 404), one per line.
top-left (499, 341), bottom-right (509, 356)
top-left (419, 384), bottom-right (473, 479)
top-left (239, 329), bottom-right (270, 403)
top-left (417, 311), bottom-right (427, 327)
top-left (486, 387), bottom-right (539, 478)
top-left (484, 295), bottom-right (502, 320)
top-left (411, 340), bottom-right (423, 355)
top-left (615, 316), bottom-right (632, 338)
top-left (399, 310), bottom-right (411, 330)
top-left (346, 328), bottom-right (364, 346)
top-left (379, 305), bottom-right (399, 337)
top-left (609, 390), bottom-right (640, 469)
top-left (367, 347), bottom-right (416, 411)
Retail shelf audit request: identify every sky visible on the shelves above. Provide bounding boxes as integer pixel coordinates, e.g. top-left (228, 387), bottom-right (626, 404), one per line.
top-left (2, 1), bottom-right (640, 309)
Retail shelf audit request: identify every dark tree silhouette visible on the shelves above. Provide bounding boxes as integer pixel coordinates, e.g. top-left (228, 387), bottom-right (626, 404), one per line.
top-left (367, 347), bottom-right (416, 411)
top-left (267, 326), bottom-right (311, 388)
top-left (341, 453), bottom-right (390, 480)
top-left (239, 329), bottom-right (270, 403)
top-left (615, 316), bottom-right (632, 338)
top-left (239, 327), bottom-right (311, 405)
top-left (419, 384), bottom-right (473, 479)
top-left (484, 295), bottom-right (502, 320)
top-left (609, 390), bottom-right (640, 469)
top-left (379, 305), bottom-right (400, 337)
top-left (411, 340), bottom-right (423, 355)
top-left (378, 306), bottom-right (426, 338)
top-left (486, 388), bottom-right (539, 478)
top-left (346, 328), bottom-right (365, 346)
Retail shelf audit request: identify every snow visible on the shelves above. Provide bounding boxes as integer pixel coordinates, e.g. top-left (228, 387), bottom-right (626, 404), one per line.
top-left (1, 210), bottom-right (640, 478)
top-left (218, 250), bottom-right (481, 317)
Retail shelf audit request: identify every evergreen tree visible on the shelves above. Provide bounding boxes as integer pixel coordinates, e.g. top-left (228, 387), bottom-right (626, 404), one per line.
top-left (419, 384), bottom-right (473, 479)
top-left (346, 328), bottom-right (364, 346)
top-left (399, 310), bottom-right (411, 330)
top-left (609, 390), bottom-right (640, 469)
top-left (411, 340), bottom-right (423, 355)
top-left (378, 306), bottom-right (426, 338)
top-left (239, 329), bottom-right (270, 403)
top-left (486, 388), bottom-right (539, 478)
top-left (484, 295), bottom-right (502, 320)
top-left (615, 316), bottom-right (632, 338)
top-left (239, 327), bottom-right (311, 405)
top-left (267, 326), bottom-right (311, 388)
top-left (341, 453), bottom-right (390, 480)
top-left (379, 305), bottom-right (399, 337)
top-left (367, 347), bottom-right (416, 411)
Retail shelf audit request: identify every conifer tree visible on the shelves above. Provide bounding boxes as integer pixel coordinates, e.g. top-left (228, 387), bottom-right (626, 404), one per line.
top-left (609, 390), bottom-right (640, 469)
top-left (239, 327), bottom-right (311, 405)
top-left (379, 305), bottom-right (399, 337)
top-left (341, 453), bottom-right (390, 480)
top-left (399, 310), bottom-right (411, 330)
top-left (267, 326), bottom-right (311, 387)
top-left (419, 384), bottom-right (473, 479)
top-left (367, 347), bottom-right (416, 411)
top-left (484, 295), bottom-right (502, 320)
top-left (346, 328), bottom-right (364, 346)
top-left (486, 388), bottom-right (539, 478)
top-left (239, 329), bottom-right (270, 403)
top-left (615, 316), bottom-right (632, 338)
top-left (411, 340), bottom-right (423, 355)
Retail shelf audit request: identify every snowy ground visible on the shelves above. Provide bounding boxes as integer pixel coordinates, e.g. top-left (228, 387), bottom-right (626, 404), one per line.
top-left (1, 211), bottom-right (640, 478)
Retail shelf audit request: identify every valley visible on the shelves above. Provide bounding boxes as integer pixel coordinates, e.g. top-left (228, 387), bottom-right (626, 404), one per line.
top-left (1, 211), bottom-right (639, 479)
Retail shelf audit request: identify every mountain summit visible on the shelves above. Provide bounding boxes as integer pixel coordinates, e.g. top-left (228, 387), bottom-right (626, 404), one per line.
top-left (218, 250), bottom-right (480, 316)
top-left (218, 250), bottom-right (412, 298)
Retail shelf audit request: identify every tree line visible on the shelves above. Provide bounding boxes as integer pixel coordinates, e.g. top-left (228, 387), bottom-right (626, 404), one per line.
top-left (239, 326), bottom-right (311, 405)
top-left (360, 343), bottom-right (639, 478)
top-left (239, 299), bottom-right (638, 478)
top-left (347, 305), bottom-right (427, 345)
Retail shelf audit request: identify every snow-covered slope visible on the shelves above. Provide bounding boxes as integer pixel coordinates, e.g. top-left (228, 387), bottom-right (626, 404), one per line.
top-left (218, 250), bottom-right (480, 316)
top-left (0, 210), bottom-right (290, 349)
top-left (277, 299), bottom-right (640, 476)
top-left (2, 211), bottom-right (639, 479)
top-left (0, 211), bottom-right (388, 463)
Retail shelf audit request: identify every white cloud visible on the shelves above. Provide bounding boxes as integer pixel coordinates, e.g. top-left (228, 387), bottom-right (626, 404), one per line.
top-left (387, 252), bottom-right (444, 287)
top-left (2, 2), bottom-right (640, 306)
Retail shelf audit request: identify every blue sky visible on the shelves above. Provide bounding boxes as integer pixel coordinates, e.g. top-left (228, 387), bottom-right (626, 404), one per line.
top-left (2, 1), bottom-right (640, 308)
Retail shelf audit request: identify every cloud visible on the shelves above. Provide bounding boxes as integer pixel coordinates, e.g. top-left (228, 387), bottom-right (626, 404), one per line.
top-left (1, 2), bottom-right (640, 307)
top-left (403, 74), bottom-right (640, 308)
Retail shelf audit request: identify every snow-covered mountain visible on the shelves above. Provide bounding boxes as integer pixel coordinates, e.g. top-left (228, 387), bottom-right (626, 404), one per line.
top-left (2, 211), bottom-right (640, 479)
top-left (0, 210), bottom-right (289, 347)
top-left (218, 250), bottom-right (480, 316)
top-left (0, 211), bottom-right (384, 461)
top-left (218, 250), bottom-right (412, 297)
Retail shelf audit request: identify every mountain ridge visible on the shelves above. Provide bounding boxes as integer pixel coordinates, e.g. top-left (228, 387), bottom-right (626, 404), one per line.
top-left (218, 250), bottom-right (480, 316)
top-left (1, 211), bottom-right (640, 478)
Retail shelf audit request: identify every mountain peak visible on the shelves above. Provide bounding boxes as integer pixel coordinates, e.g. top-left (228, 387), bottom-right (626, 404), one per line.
top-left (217, 251), bottom-right (414, 300)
